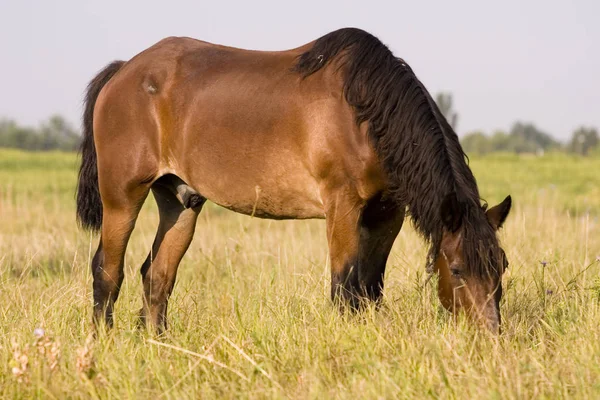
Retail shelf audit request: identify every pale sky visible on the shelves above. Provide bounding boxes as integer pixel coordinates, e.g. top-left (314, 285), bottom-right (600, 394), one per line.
top-left (1, 0), bottom-right (598, 140)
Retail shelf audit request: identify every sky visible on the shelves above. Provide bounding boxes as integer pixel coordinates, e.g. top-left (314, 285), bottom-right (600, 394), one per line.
top-left (0, 0), bottom-right (598, 140)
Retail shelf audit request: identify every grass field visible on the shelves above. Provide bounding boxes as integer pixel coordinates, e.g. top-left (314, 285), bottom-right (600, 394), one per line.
top-left (1, 148), bottom-right (600, 399)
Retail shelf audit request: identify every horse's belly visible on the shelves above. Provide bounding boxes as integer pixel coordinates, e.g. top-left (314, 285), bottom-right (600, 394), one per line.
top-left (216, 189), bottom-right (325, 219)
top-left (207, 185), bottom-right (325, 220)
top-left (184, 166), bottom-right (326, 220)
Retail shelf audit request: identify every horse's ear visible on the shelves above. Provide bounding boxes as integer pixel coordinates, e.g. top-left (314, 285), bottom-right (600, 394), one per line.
top-left (441, 192), bottom-right (463, 232)
top-left (486, 195), bottom-right (512, 230)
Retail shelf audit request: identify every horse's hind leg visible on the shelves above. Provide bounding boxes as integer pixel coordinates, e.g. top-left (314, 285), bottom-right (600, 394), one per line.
top-left (92, 185), bottom-right (149, 330)
top-left (139, 175), bottom-right (205, 334)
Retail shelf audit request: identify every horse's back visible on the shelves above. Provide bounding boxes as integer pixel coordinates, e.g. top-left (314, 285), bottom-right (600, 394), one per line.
top-left (92, 36), bottom-right (384, 219)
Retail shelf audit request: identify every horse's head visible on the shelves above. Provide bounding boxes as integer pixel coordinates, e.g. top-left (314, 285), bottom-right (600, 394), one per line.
top-left (434, 193), bottom-right (512, 333)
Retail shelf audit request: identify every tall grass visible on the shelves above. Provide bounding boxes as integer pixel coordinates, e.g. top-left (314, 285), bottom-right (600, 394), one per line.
top-left (0, 149), bottom-right (599, 398)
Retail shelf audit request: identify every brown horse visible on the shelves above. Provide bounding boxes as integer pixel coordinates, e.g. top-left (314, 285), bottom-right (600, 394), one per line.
top-left (76, 28), bottom-right (512, 334)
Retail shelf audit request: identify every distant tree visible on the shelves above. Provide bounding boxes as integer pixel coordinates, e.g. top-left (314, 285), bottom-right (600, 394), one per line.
top-left (0, 115), bottom-right (80, 151)
top-left (489, 130), bottom-right (511, 152)
top-left (460, 126), bottom-right (564, 155)
top-left (435, 92), bottom-right (459, 131)
top-left (0, 119), bottom-right (38, 149)
top-left (39, 115), bottom-right (80, 151)
top-left (568, 126), bottom-right (599, 156)
top-left (461, 131), bottom-right (492, 155)
top-left (508, 122), bottom-right (560, 153)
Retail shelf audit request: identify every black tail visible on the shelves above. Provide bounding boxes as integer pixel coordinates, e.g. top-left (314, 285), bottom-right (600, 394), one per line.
top-left (76, 60), bottom-right (125, 232)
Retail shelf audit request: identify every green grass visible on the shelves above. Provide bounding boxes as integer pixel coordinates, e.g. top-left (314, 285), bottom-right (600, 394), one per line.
top-left (1, 149), bottom-right (599, 398)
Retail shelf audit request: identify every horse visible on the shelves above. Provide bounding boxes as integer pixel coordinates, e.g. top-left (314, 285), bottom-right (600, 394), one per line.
top-left (76, 28), bottom-right (512, 334)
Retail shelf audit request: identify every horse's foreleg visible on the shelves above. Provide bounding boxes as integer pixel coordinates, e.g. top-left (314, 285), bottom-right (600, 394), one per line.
top-left (324, 189), bottom-right (364, 309)
top-left (139, 179), bottom-right (204, 334)
top-left (357, 195), bottom-right (404, 302)
top-left (325, 189), bottom-right (404, 309)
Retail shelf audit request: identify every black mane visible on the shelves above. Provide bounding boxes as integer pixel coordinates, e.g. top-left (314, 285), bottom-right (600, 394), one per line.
top-left (295, 28), bottom-right (499, 277)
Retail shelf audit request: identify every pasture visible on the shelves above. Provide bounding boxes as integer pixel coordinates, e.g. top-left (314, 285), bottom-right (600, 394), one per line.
top-left (1, 148), bottom-right (600, 398)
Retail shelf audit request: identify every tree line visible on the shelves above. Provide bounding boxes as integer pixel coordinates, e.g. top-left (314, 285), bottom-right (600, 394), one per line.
top-left (0, 115), bottom-right (80, 152)
top-left (436, 93), bottom-right (599, 156)
top-left (1, 94), bottom-right (598, 156)
top-left (460, 125), bottom-right (599, 156)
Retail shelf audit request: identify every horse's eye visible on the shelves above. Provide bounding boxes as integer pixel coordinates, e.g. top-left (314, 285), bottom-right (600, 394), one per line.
top-left (450, 268), bottom-right (462, 277)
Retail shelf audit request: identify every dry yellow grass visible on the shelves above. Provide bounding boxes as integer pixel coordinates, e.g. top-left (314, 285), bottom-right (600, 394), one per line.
top-left (1, 149), bottom-right (599, 398)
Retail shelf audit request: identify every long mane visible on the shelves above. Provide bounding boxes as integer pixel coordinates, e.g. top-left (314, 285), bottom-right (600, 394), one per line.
top-left (294, 28), bottom-right (499, 277)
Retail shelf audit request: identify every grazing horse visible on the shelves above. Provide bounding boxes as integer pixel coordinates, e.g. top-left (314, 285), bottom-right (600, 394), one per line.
top-left (76, 28), bottom-right (512, 334)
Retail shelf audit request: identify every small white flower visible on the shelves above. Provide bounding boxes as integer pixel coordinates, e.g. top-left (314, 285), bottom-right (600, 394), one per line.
top-left (33, 328), bottom-right (45, 338)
